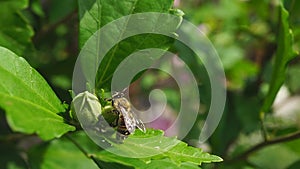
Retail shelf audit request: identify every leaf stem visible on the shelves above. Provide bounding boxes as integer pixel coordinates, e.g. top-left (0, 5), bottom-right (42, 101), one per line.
top-left (66, 134), bottom-right (102, 169)
top-left (227, 130), bottom-right (300, 163)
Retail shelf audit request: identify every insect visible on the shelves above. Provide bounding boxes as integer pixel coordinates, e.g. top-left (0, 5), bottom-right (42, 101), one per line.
top-left (110, 91), bottom-right (146, 140)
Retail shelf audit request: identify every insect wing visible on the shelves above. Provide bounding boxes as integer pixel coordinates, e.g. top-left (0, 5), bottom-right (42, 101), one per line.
top-left (119, 107), bottom-right (136, 133)
top-left (132, 113), bottom-right (146, 133)
top-left (136, 119), bottom-right (146, 133)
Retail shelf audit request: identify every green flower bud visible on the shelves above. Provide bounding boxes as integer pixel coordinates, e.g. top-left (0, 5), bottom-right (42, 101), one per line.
top-left (72, 91), bottom-right (101, 127)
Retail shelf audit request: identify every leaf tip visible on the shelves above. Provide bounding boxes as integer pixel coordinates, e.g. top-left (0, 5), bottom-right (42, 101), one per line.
top-left (212, 155), bottom-right (223, 162)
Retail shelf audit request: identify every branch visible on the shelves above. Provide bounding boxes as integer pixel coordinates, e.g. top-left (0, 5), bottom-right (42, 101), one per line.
top-left (33, 9), bottom-right (78, 43)
top-left (227, 130), bottom-right (300, 163)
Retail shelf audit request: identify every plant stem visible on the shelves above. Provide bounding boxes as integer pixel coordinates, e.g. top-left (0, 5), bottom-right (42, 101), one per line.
top-left (66, 134), bottom-right (102, 169)
top-left (259, 111), bottom-right (268, 141)
top-left (227, 130), bottom-right (300, 163)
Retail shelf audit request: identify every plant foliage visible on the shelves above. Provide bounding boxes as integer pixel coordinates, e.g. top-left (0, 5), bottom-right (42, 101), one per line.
top-left (0, 0), bottom-right (300, 169)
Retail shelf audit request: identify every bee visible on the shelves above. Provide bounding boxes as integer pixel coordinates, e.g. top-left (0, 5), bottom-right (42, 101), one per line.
top-left (110, 91), bottom-right (146, 140)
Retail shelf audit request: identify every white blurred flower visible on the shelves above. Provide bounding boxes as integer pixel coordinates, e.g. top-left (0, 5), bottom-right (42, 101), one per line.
top-left (273, 86), bottom-right (300, 124)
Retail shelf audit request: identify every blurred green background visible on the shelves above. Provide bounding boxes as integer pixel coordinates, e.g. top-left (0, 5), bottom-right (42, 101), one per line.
top-left (1, 0), bottom-right (300, 168)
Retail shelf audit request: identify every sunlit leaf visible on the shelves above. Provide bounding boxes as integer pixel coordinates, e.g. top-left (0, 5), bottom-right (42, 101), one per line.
top-left (78, 0), bottom-right (182, 90)
top-left (98, 129), bottom-right (222, 166)
top-left (0, 47), bottom-right (75, 140)
top-left (78, 0), bottom-right (176, 48)
top-left (67, 131), bottom-right (210, 168)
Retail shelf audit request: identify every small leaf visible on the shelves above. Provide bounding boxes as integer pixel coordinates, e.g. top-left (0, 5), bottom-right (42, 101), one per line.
top-left (140, 159), bottom-right (202, 169)
top-left (0, 47), bottom-right (75, 140)
top-left (0, 0), bottom-right (35, 57)
top-left (105, 129), bottom-right (180, 158)
top-left (261, 3), bottom-right (298, 113)
top-left (164, 142), bottom-right (222, 165)
top-left (70, 131), bottom-right (204, 168)
top-left (97, 129), bottom-right (222, 166)
top-left (68, 132), bottom-right (136, 169)
top-left (97, 148), bottom-right (212, 168)
top-left (96, 150), bottom-right (148, 169)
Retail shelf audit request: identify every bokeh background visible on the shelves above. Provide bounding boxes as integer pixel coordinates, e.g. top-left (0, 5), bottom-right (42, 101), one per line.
top-left (1, 0), bottom-right (300, 168)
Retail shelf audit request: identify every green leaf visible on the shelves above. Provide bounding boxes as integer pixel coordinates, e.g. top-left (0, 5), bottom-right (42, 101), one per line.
top-left (135, 159), bottom-right (202, 169)
top-left (68, 131), bottom-right (204, 168)
top-left (60, 130), bottom-right (209, 169)
top-left (67, 132), bottom-right (135, 169)
top-left (261, 3), bottom-right (298, 113)
top-left (248, 142), bottom-right (300, 169)
top-left (0, 47), bottom-right (75, 140)
top-left (107, 129), bottom-right (180, 157)
top-left (28, 138), bottom-right (99, 169)
top-left (181, 163), bottom-right (202, 169)
top-left (30, 0), bottom-right (44, 17)
top-left (163, 142), bottom-right (222, 165)
top-left (97, 129), bottom-right (222, 166)
top-left (96, 150), bottom-right (148, 169)
top-left (78, 0), bottom-right (182, 90)
top-left (0, 0), bottom-right (35, 57)
top-left (78, 0), bottom-right (175, 48)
